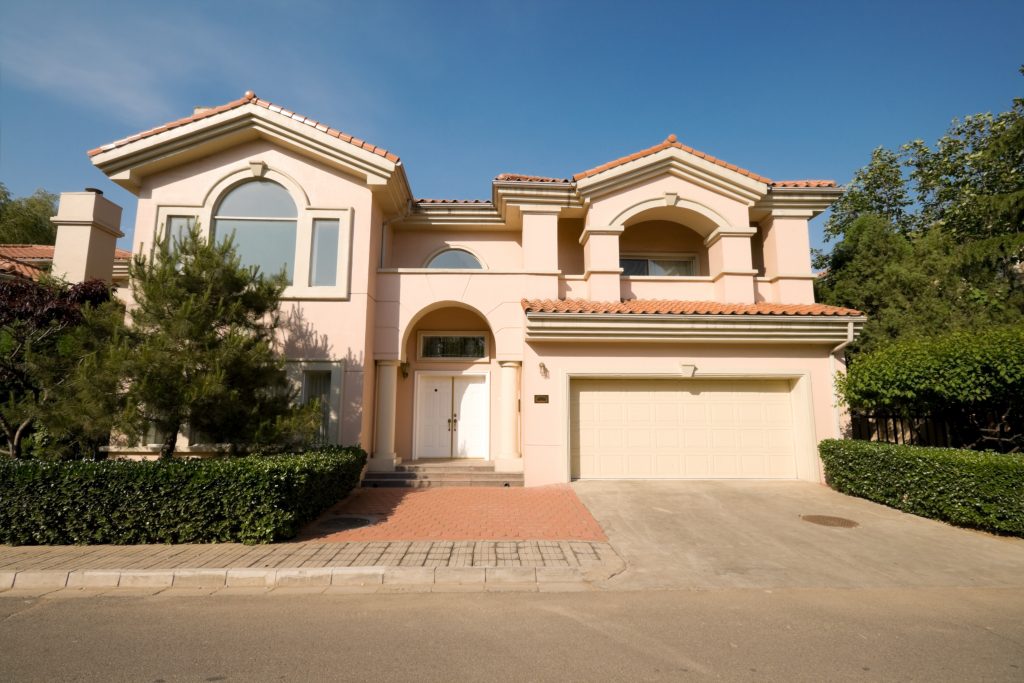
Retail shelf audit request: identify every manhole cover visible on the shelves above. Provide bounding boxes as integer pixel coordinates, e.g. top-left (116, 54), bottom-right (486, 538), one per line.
top-left (316, 515), bottom-right (377, 532)
top-left (801, 515), bottom-right (859, 528)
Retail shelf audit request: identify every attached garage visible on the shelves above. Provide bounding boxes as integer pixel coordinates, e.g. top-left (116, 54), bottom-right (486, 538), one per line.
top-left (570, 378), bottom-right (802, 479)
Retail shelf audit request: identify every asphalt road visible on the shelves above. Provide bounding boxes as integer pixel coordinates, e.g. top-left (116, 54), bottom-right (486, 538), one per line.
top-left (2, 587), bottom-right (1022, 682)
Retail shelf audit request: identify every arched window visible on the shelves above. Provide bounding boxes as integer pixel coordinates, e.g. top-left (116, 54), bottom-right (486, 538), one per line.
top-left (213, 180), bottom-right (297, 283)
top-left (426, 248), bottom-right (482, 269)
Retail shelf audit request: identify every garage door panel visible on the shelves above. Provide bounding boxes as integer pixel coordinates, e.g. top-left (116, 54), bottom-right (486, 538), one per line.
top-left (570, 378), bottom-right (798, 480)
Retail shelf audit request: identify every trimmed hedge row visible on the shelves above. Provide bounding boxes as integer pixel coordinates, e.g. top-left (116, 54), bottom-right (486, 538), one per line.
top-left (0, 446), bottom-right (366, 545)
top-left (819, 439), bottom-right (1024, 537)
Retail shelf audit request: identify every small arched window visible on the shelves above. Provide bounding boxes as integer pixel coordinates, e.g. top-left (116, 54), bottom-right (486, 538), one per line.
top-left (213, 180), bottom-right (297, 283)
top-left (426, 248), bottom-right (482, 269)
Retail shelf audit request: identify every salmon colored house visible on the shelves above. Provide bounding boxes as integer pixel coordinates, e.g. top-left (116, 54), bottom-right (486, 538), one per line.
top-left (73, 91), bottom-right (864, 486)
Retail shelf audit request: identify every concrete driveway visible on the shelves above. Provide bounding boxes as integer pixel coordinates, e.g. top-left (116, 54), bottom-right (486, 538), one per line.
top-left (574, 480), bottom-right (1024, 591)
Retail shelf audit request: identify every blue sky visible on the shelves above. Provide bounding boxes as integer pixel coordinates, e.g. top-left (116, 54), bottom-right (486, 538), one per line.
top-left (1, 0), bottom-right (1021, 252)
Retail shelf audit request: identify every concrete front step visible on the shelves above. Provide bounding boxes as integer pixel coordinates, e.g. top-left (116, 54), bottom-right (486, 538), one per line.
top-left (362, 477), bottom-right (524, 488)
top-left (396, 462), bottom-right (495, 472)
top-left (370, 471), bottom-right (516, 481)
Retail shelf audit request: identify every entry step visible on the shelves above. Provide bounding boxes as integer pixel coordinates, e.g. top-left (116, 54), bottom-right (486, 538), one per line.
top-left (362, 460), bottom-right (524, 488)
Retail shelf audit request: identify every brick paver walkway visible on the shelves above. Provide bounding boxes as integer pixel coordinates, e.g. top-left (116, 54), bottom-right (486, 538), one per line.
top-left (298, 485), bottom-right (607, 542)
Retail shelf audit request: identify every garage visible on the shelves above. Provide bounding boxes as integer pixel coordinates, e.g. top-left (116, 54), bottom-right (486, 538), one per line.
top-left (570, 378), bottom-right (799, 479)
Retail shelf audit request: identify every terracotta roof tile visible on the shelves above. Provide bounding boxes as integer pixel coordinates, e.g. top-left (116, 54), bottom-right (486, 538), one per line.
top-left (87, 91), bottom-right (400, 163)
top-left (0, 245), bottom-right (132, 261)
top-left (574, 134), bottom-right (775, 184)
top-left (416, 198), bottom-right (492, 205)
top-left (770, 180), bottom-right (837, 188)
top-left (494, 173), bottom-right (572, 183)
top-left (0, 255), bottom-right (45, 280)
top-left (521, 298), bottom-right (862, 317)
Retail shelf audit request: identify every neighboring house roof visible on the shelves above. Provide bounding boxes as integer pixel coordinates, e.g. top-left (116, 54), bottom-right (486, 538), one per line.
top-left (0, 244), bottom-right (132, 262)
top-left (494, 173), bottom-right (573, 184)
top-left (521, 298), bottom-right (862, 317)
top-left (0, 254), bottom-right (46, 280)
top-left (87, 91), bottom-right (400, 163)
top-left (416, 199), bottom-right (492, 204)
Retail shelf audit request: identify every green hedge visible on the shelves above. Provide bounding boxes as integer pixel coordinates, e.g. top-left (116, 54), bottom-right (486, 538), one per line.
top-left (819, 439), bottom-right (1024, 537)
top-left (0, 446), bottom-right (366, 545)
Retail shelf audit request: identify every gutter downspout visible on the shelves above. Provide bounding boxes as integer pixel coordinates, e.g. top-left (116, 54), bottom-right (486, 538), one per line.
top-left (829, 320), bottom-right (855, 438)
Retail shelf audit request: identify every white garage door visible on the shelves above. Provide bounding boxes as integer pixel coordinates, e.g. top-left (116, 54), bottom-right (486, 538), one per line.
top-left (570, 378), bottom-right (798, 479)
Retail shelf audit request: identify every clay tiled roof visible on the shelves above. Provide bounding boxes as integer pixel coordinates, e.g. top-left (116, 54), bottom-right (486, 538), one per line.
top-left (522, 298), bottom-right (862, 317)
top-left (572, 135), bottom-right (836, 189)
top-left (494, 173), bottom-right (572, 183)
top-left (0, 245), bottom-right (132, 261)
top-left (87, 91), bottom-right (400, 163)
top-left (0, 255), bottom-right (45, 280)
top-left (416, 198), bottom-right (492, 205)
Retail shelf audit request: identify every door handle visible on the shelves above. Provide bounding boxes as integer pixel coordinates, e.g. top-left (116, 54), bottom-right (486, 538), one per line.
top-left (447, 418), bottom-right (452, 432)
top-left (452, 414), bottom-right (458, 431)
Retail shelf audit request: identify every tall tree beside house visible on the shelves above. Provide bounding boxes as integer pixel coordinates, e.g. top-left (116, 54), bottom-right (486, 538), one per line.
top-left (816, 74), bottom-right (1024, 355)
top-left (0, 183), bottom-right (59, 244)
top-left (0, 277), bottom-right (113, 459)
top-left (100, 224), bottom-right (318, 458)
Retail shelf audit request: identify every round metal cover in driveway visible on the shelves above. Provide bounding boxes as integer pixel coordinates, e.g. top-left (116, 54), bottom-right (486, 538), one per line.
top-left (315, 515), bottom-right (377, 532)
top-left (801, 515), bottom-right (859, 528)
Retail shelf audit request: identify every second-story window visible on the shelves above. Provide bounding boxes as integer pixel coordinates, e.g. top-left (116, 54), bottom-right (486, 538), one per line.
top-left (620, 255), bottom-right (697, 277)
top-left (426, 248), bottom-right (483, 269)
top-left (213, 180), bottom-right (297, 284)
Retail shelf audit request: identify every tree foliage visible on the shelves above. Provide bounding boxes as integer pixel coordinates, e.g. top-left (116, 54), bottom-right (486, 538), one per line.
top-left (0, 278), bottom-right (113, 459)
top-left (0, 183), bottom-right (58, 244)
top-left (92, 224), bottom-right (318, 458)
top-left (816, 74), bottom-right (1024, 354)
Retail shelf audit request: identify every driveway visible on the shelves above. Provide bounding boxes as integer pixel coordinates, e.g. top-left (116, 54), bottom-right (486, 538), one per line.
top-left (574, 480), bottom-right (1024, 591)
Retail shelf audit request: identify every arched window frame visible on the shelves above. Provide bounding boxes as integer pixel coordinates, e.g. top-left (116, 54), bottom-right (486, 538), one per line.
top-left (423, 246), bottom-right (486, 270)
top-left (152, 164), bottom-right (354, 300)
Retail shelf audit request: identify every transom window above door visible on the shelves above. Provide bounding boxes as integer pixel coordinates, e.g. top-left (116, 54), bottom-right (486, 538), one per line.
top-left (213, 179), bottom-right (297, 283)
top-left (419, 333), bottom-right (488, 361)
top-left (620, 254), bottom-right (698, 277)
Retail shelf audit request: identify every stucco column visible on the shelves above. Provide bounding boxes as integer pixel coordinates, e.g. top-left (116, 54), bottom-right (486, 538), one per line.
top-left (369, 360), bottom-right (399, 472)
top-left (520, 206), bottom-right (560, 300)
top-left (580, 225), bottom-right (623, 301)
top-left (758, 213), bottom-right (816, 304)
top-left (705, 226), bottom-right (757, 303)
top-left (494, 360), bottom-right (523, 474)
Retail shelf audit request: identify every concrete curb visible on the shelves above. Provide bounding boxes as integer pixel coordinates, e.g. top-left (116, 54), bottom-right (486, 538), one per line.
top-left (0, 562), bottom-right (620, 593)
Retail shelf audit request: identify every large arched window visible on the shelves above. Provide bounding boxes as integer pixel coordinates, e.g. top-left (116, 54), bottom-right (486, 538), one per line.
top-left (213, 180), bottom-right (297, 283)
top-left (425, 248), bottom-right (482, 269)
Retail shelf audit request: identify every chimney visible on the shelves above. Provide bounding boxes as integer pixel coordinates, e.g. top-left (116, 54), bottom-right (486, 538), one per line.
top-left (50, 189), bottom-right (124, 283)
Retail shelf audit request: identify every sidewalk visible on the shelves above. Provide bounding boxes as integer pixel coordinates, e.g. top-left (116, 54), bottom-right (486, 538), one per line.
top-left (0, 486), bottom-right (623, 595)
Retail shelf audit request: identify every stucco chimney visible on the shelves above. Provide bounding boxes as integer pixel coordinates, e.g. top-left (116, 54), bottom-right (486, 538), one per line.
top-left (50, 189), bottom-right (124, 283)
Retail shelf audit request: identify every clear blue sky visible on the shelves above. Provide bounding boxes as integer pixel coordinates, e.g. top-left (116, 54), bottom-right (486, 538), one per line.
top-left (1, 0), bottom-right (1021, 252)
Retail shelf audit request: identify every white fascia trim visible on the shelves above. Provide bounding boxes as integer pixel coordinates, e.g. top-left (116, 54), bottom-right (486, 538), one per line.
top-left (525, 312), bottom-right (866, 344)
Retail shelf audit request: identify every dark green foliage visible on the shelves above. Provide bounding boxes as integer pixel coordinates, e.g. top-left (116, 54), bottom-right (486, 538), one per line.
top-left (0, 446), bottom-right (366, 545)
top-left (819, 439), bottom-right (1024, 537)
top-left (838, 325), bottom-right (1024, 412)
top-left (0, 183), bottom-right (58, 245)
top-left (816, 78), bottom-right (1024, 355)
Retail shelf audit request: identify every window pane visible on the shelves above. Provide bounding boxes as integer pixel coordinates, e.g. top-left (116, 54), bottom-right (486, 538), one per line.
top-left (310, 219), bottom-right (339, 286)
top-left (166, 216), bottom-right (196, 246)
top-left (216, 180), bottom-right (296, 218)
top-left (426, 249), bottom-right (482, 269)
top-left (649, 258), bottom-right (696, 276)
top-left (421, 335), bottom-right (486, 359)
top-left (215, 219), bottom-right (296, 283)
top-left (303, 371), bottom-right (332, 443)
top-left (619, 258), bottom-right (649, 276)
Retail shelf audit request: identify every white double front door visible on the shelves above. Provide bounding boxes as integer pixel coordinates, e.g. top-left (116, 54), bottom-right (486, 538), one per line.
top-left (414, 374), bottom-right (489, 459)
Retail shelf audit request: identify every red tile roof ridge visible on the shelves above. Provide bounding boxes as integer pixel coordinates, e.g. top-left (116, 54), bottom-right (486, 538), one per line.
top-left (521, 298), bottom-right (863, 316)
top-left (87, 91), bottom-right (400, 163)
top-left (574, 135), bottom-right (774, 184)
top-left (494, 173), bottom-right (572, 184)
top-left (771, 180), bottom-right (837, 188)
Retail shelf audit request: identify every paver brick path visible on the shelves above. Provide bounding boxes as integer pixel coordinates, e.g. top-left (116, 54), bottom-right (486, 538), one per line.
top-left (298, 485), bottom-right (608, 542)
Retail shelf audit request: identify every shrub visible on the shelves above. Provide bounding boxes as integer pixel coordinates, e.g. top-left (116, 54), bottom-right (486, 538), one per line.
top-left (0, 446), bottom-right (366, 545)
top-left (819, 439), bottom-right (1024, 537)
